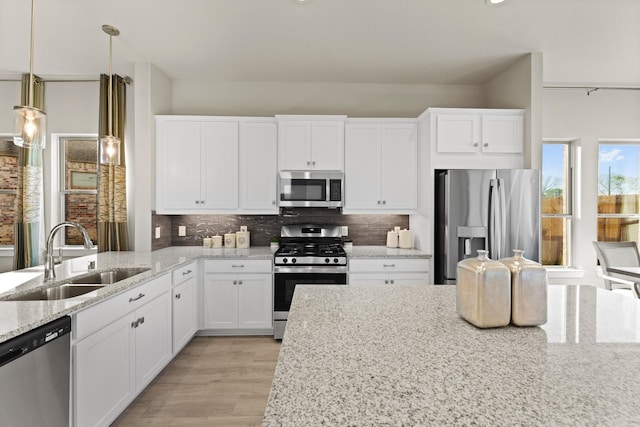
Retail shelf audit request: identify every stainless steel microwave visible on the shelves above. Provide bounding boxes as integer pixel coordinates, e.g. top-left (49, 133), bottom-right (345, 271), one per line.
top-left (278, 170), bottom-right (343, 208)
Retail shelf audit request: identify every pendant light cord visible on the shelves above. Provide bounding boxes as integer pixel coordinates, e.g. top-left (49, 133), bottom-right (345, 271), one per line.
top-left (108, 32), bottom-right (113, 136)
top-left (28, 0), bottom-right (35, 108)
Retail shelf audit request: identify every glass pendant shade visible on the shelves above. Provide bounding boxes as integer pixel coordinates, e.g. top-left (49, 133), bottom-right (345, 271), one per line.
top-left (100, 134), bottom-right (121, 165)
top-left (13, 105), bottom-right (46, 149)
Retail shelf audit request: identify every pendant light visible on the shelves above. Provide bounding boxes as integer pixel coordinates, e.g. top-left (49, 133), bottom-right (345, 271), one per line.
top-left (100, 24), bottom-right (121, 166)
top-left (13, 0), bottom-right (46, 149)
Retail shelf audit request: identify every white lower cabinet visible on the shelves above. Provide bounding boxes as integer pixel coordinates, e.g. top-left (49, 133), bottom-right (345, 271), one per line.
top-left (348, 258), bottom-right (430, 285)
top-left (72, 274), bottom-right (172, 427)
top-left (172, 262), bottom-right (198, 354)
top-left (202, 260), bottom-right (273, 332)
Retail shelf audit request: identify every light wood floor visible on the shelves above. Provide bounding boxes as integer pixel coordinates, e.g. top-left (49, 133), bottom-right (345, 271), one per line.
top-left (112, 336), bottom-right (281, 427)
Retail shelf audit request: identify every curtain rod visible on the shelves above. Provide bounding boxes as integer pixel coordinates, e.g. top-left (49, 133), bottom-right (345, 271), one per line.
top-left (0, 76), bottom-right (133, 84)
top-left (544, 84), bottom-right (640, 96)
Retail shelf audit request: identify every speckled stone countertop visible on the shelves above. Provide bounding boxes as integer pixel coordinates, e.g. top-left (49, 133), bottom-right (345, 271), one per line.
top-left (263, 284), bottom-right (640, 426)
top-left (348, 245), bottom-right (430, 258)
top-left (0, 246), bottom-right (273, 343)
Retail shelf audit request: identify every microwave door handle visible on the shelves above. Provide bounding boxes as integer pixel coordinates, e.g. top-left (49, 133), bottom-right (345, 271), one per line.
top-left (488, 179), bottom-right (497, 259)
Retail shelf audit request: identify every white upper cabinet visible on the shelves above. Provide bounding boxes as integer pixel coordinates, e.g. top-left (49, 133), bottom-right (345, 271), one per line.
top-left (276, 115), bottom-right (346, 171)
top-left (344, 120), bottom-right (418, 212)
top-left (239, 122), bottom-right (278, 212)
top-left (156, 116), bottom-right (277, 214)
top-left (431, 108), bottom-right (524, 154)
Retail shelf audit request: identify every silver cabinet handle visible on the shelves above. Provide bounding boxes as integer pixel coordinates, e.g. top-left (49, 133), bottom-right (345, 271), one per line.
top-left (183, 269), bottom-right (192, 275)
top-left (201, 200), bottom-right (205, 204)
top-left (272, 200), bottom-right (276, 205)
top-left (233, 280), bottom-right (238, 285)
top-left (384, 280), bottom-right (389, 284)
top-left (307, 161), bottom-right (311, 166)
top-left (232, 264), bottom-right (245, 268)
top-left (483, 142), bottom-right (489, 147)
top-left (129, 293), bottom-right (145, 303)
top-left (383, 264), bottom-right (395, 268)
top-left (175, 293), bottom-right (181, 299)
top-left (382, 200), bottom-right (386, 205)
top-left (377, 201), bottom-right (381, 205)
top-left (131, 320), bottom-right (138, 328)
top-left (312, 161), bottom-right (316, 166)
top-left (390, 279), bottom-right (395, 284)
top-left (473, 143), bottom-right (479, 147)
top-left (238, 280), bottom-right (243, 285)
top-left (139, 316), bottom-right (145, 325)
top-left (195, 200), bottom-right (200, 204)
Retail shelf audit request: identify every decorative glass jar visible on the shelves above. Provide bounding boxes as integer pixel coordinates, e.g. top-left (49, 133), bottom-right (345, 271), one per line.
top-left (499, 250), bottom-right (548, 326)
top-left (456, 250), bottom-right (511, 328)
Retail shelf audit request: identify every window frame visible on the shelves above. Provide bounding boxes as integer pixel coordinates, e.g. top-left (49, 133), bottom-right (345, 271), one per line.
top-left (541, 139), bottom-right (579, 267)
top-left (52, 133), bottom-right (99, 247)
top-left (0, 134), bottom-right (18, 248)
top-left (596, 139), bottom-right (640, 243)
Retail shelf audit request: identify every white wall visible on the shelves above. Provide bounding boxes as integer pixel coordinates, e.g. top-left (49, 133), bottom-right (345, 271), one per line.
top-left (133, 63), bottom-right (171, 251)
top-left (172, 81), bottom-right (486, 117)
top-left (543, 88), bottom-right (640, 285)
top-left (485, 52), bottom-right (544, 169)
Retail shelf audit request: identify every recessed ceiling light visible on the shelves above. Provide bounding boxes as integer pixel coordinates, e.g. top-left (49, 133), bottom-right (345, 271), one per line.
top-left (292, 0), bottom-right (311, 3)
top-left (486, 0), bottom-right (506, 4)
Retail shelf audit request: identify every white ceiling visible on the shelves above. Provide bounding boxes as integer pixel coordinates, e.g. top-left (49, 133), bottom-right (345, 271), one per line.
top-left (1, 0), bottom-right (639, 86)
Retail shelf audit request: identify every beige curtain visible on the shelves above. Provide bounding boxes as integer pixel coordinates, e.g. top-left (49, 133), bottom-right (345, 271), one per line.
top-left (97, 74), bottom-right (130, 252)
top-left (13, 74), bottom-right (45, 269)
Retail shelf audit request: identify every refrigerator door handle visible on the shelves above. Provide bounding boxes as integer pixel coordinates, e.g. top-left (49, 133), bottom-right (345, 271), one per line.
top-left (488, 179), bottom-right (497, 259)
top-left (496, 178), bottom-right (507, 260)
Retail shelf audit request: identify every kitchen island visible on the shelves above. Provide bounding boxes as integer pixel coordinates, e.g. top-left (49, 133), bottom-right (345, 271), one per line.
top-left (263, 284), bottom-right (640, 425)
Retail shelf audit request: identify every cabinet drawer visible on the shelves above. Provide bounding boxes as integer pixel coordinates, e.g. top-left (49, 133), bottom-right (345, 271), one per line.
top-left (173, 262), bottom-right (197, 285)
top-left (204, 259), bottom-right (272, 274)
top-left (349, 258), bottom-right (429, 273)
top-left (74, 273), bottom-right (171, 340)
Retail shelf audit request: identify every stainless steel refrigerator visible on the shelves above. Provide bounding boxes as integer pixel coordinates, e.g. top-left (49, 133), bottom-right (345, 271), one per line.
top-left (434, 169), bottom-right (541, 284)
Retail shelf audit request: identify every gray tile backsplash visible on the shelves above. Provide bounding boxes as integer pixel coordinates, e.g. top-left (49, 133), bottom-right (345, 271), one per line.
top-left (161, 208), bottom-right (409, 247)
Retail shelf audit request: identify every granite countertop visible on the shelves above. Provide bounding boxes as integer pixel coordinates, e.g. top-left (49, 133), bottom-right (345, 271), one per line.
top-left (348, 245), bottom-right (430, 258)
top-left (263, 284), bottom-right (640, 425)
top-left (0, 246), bottom-right (273, 343)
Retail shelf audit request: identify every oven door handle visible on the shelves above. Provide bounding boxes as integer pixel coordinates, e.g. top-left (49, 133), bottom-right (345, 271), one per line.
top-left (274, 266), bottom-right (348, 274)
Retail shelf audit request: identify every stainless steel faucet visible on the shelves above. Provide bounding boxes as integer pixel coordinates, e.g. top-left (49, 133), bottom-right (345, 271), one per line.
top-left (44, 222), bottom-right (94, 280)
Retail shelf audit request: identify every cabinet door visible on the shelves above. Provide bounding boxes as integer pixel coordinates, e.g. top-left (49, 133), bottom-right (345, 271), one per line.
top-left (237, 273), bottom-right (273, 329)
top-left (436, 114), bottom-right (481, 153)
top-left (311, 121), bottom-right (344, 170)
top-left (348, 273), bottom-right (388, 285)
top-left (344, 124), bottom-right (381, 209)
top-left (74, 315), bottom-right (134, 427)
top-left (387, 273), bottom-right (430, 285)
top-left (481, 115), bottom-right (524, 154)
top-left (203, 274), bottom-right (238, 329)
top-left (278, 121), bottom-right (311, 170)
top-left (135, 293), bottom-right (172, 392)
top-left (380, 124), bottom-right (417, 210)
top-left (172, 276), bottom-right (198, 354)
top-left (201, 122), bottom-right (239, 209)
top-left (240, 122), bottom-right (278, 211)
top-left (157, 120), bottom-right (202, 210)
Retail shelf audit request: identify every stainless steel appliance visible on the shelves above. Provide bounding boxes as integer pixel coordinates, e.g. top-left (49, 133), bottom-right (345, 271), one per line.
top-left (434, 168), bottom-right (541, 284)
top-left (273, 224), bottom-right (347, 339)
top-left (278, 170), bottom-right (343, 208)
top-left (0, 316), bottom-right (71, 427)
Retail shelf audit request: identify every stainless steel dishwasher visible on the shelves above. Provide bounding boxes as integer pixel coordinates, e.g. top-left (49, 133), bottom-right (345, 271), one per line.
top-left (0, 316), bottom-right (71, 427)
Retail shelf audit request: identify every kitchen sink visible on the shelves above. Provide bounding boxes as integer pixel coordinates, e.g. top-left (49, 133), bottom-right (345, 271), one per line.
top-left (2, 267), bottom-right (151, 301)
top-left (66, 267), bottom-right (150, 285)
top-left (4, 284), bottom-right (105, 301)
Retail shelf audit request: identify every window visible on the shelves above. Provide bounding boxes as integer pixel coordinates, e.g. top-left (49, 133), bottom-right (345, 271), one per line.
top-left (0, 137), bottom-right (18, 246)
top-left (542, 141), bottom-right (574, 266)
top-left (597, 142), bottom-right (640, 243)
top-left (60, 137), bottom-right (98, 246)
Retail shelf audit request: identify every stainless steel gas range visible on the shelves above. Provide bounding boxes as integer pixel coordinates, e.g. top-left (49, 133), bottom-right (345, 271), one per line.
top-left (273, 224), bottom-right (348, 339)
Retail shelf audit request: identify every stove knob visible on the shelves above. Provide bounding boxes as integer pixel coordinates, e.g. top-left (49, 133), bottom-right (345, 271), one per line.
top-left (334, 258), bottom-right (339, 263)
top-left (283, 258), bottom-right (288, 263)
top-left (325, 258), bottom-right (330, 263)
top-left (292, 258), bottom-right (297, 264)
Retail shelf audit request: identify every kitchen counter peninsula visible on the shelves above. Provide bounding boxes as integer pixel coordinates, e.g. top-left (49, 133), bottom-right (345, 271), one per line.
top-left (263, 284), bottom-right (640, 426)
top-left (0, 246), bottom-right (273, 343)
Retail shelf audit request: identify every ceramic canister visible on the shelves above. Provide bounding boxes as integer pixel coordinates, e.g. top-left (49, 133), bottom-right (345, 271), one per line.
top-left (224, 233), bottom-right (236, 248)
top-left (398, 229), bottom-right (413, 249)
top-left (499, 249), bottom-right (548, 326)
top-left (456, 249), bottom-right (511, 328)
top-left (236, 231), bottom-right (250, 249)
top-left (386, 230), bottom-right (398, 248)
top-left (211, 235), bottom-right (223, 248)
